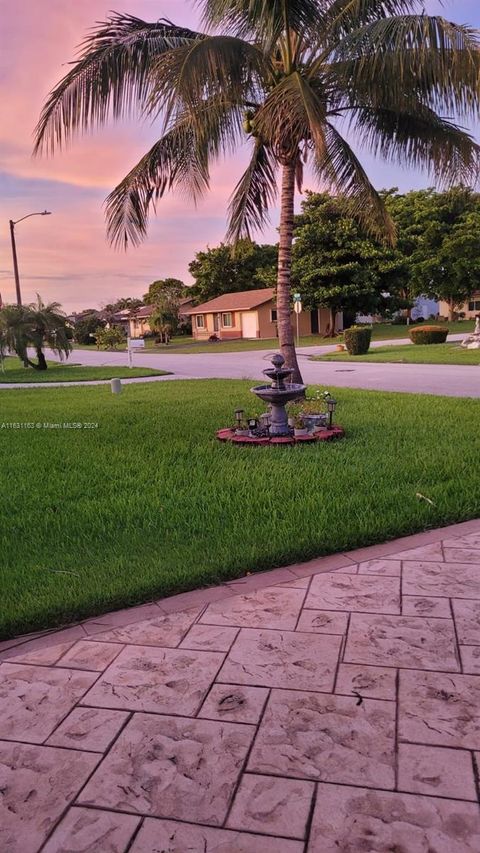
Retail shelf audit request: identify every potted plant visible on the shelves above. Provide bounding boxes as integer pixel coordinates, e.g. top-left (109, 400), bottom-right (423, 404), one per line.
top-left (293, 415), bottom-right (308, 436)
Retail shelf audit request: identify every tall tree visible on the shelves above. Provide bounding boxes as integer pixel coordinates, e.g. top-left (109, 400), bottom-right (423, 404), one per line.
top-left (34, 1), bottom-right (480, 381)
top-left (143, 278), bottom-right (186, 304)
top-left (386, 187), bottom-right (480, 319)
top-left (188, 240), bottom-right (277, 304)
top-left (294, 192), bottom-right (409, 334)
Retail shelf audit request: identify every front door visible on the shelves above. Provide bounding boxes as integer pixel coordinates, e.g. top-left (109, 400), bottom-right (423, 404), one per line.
top-left (310, 309), bottom-right (319, 334)
top-left (213, 313), bottom-right (220, 332)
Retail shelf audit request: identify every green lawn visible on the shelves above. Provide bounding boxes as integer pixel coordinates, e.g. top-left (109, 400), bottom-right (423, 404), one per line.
top-left (0, 357), bottom-right (169, 383)
top-left (314, 342), bottom-right (480, 365)
top-left (1, 378), bottom-right (479, 638)
top-left (73, 321), bottom-right (474, 355)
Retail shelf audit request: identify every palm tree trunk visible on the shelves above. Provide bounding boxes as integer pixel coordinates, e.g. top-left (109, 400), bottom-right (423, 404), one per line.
top-left (277, 160), bottom-right (302, 384)
top-left (35, 347), bottom-right (48, 370)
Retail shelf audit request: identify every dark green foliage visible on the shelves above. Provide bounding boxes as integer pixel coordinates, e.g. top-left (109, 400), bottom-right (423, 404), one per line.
top-left (385, 187), bottom-right (480, 317)
top-left (344, 326), bottom-right (372, 355)
top-left (188, 240), bottom-right (277, 304)
top-left (74, 313), bottom-right (103, 344)
top-left (409, 326), bottom-right (449, 345)
top-left (293, 193), bottom-right (409, 333)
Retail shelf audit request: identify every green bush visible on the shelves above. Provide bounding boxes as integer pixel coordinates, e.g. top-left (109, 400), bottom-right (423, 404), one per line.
top-left (409, 326), bottom-right (449, 345)
top-left (344, 326), bottom-right (372, 355)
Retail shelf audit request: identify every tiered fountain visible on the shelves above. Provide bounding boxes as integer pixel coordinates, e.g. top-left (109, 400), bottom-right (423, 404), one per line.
top-left (217, 353), bottom-right (345, 445)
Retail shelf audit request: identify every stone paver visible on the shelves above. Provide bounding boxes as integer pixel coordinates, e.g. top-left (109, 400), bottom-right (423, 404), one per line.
top-left (46, 707), bottom-right (129, 752)
top-left (198, 684), bottom-right (269, 724)
top-left (227, 773), bottom-right (315, 839)
top-left (42, 808), bottom-right (140, 853)
top-left (200, 587), bottom-right (305, 629)
top-left (81, 645), bottom-right (224, 715)
top-left (308, 784), bottom-right (480, 852)
top-left (0, 663), bottom-right (97, 743)
top-left (399, 670), bottom-right (480, 749)
top-left (0, 741), bottom-right (99, 853)
top-left (218, 628), bottom-right (341, 691)
top-left (90, 607), bottom-right (202, 647)
top-left (2, 518), bottom-right (480, 851)
top-left (344, 613), bottom-right (459, 671)
top-left (335, 663), bottom-right (397, 700)
top-left (78, 713), bottom-right (254, 824)
top-left (305, 573), bottom-right (400, 614)
top-left (248, 689), bottom-right (396, 788)
top-left (398, 743), bottom-right (477, 801)
top-left (130, 819), bottom-right (304, 852)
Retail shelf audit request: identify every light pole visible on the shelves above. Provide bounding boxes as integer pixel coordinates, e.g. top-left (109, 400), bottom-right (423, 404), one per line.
top-left (9, 210), bottom-right (52, 306)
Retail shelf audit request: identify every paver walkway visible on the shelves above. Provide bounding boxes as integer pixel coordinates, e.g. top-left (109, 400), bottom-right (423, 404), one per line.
top-left (2, 519), bottom-right (480, 851)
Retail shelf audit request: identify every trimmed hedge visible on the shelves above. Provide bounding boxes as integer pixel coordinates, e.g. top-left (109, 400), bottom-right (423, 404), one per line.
top-left (409, 326), bottom-right (449, 345)
top-left (344, 326), bottom-right (372, 355)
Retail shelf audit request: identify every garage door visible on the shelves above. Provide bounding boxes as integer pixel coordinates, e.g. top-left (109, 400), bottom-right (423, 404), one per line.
top-left (241, 312), bottom-right (258, 338)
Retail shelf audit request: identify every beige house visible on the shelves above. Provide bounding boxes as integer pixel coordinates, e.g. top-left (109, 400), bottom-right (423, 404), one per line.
top-left (127, 297), bottom-right (195, 338)
top-left (439, 292), bottom-right (480, 319)
top-left (185, 287), bottom-right (341, 340)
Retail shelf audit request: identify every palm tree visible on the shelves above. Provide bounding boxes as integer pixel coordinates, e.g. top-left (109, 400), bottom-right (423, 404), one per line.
top-left (0, 297), bottom-right (72, 370)
top-left (26, 295), bottom-right (72, 370)
top-left (34, 1), bottom-right (480, 381)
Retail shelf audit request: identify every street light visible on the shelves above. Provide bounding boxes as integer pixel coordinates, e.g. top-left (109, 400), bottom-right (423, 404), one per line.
top-left (9, 210), bottom-right (52, 306)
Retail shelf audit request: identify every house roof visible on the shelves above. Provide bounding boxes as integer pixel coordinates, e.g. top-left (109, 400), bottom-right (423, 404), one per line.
top-left (130, 305), bottom-right (153, 318)
top-left (185, 288), bottom-right (274, 314)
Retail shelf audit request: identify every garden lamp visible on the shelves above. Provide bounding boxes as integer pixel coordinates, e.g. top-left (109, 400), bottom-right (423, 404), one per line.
top-left (326, 397), bottom-right (337, 428)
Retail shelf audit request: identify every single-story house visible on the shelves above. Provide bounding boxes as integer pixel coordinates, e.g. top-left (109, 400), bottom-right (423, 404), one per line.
top-left (439, 292), bottom-right (480, 319)
top-left (185, 287), bottom-right (342, 340)
top-left (127, 296), bottom-right (195, 338)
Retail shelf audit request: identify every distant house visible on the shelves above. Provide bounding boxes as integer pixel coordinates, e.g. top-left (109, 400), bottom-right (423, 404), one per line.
top-left (185, 288), bottom-right (341, 340)
top-left (439, 292), bottom-right (480, 319)
top-left (127, 296), bottom-right (195, 338)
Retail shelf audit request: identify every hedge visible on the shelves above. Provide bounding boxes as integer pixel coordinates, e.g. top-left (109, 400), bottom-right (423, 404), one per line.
top-left (409, 326), bottom-right (449, 345)
top-left (344, 326), bottom-right (372, 355)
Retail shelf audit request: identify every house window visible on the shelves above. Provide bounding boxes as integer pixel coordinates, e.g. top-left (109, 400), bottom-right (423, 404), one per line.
top-left (196, 314), bottom-right (205, 328)
top-left (222, 312), bottom-right (233, 327)
top-left (270, 309), bottom-right (277, 322)
top-left (468, 300), bottom-right (480, 311)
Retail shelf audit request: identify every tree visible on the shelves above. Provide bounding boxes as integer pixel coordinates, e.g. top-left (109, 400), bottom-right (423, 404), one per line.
top-left (113, 297), bottom-right (144, 311)
top-left (386, 187), bottom-right (480, 319)
top-left (0, 297), bottom-right (72, 370)
top-left (34, 2), bottom-right (480, 382)
top-left (74, 312), bottom-right (104, 344)
top-left (294, 193), bottom-right (409, 335)
top-left (143, 278), bottom-right (186, 305)
top-left (94, 325), bottom-right (126, 350)
top-left (188, 240), bottom-right (277, 304)
top-left (149, 291), bottom-right (182, 339)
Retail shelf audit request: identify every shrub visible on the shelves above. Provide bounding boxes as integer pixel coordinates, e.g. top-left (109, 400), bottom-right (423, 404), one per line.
top-left (344, 326), bottom-right (372, 355)
top-left (409, 326), bottom-right (449, 345)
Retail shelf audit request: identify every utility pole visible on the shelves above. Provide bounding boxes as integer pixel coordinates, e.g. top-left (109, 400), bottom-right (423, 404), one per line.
top-left (9, 220), bottom-right (22, 305)
top-left (8, 211), bottom-right (52, 306)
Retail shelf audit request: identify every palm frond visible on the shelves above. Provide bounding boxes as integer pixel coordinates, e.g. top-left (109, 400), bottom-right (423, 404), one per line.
top-left (148, 35), bottom-right (269, 127)
top-left (325, 0), bottom-right (425, 35)
top-left (200, 0), bottom-right (325, 42)
top-left (226, 138), bottom-right (278, 242)
top-left (327, 15), bottom-right (480, 119)
top-left (255, 72), bottom-right (327, 160)
top-left (349, 106), bottom-right (480, 186)
top-left (105, 124), bottom-right (210, 250)
top-left (316, 122), bottom-right (395, 244)
top-left (34, 14), bottom-right (203, 154)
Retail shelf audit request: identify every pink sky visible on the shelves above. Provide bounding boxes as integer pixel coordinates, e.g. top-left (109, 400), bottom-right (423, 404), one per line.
top-left (1, 0), bottom-right (478, 311)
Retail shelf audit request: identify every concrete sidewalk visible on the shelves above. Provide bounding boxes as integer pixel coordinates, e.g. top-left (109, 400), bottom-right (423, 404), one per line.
top-left (2, 518), bottom-right (480, 851)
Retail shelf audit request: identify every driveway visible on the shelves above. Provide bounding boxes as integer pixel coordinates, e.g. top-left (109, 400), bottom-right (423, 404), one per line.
top-left (33, 333), bottom-right (480, 398)
top-left (1, 518), bottom-right (480, 851)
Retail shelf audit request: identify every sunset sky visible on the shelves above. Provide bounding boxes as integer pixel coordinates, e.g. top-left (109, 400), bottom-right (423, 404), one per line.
top-left (1, 0), bottom-right (479, 311)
